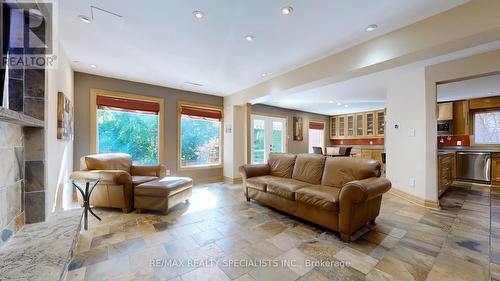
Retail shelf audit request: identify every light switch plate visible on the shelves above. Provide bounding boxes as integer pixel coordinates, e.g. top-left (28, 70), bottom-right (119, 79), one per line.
top-left (457, 140), bottom-right (462, 146)
top-left (408, 128), bottom-right (416, 137)
top-left (409, 178), bottom-right (416, 188)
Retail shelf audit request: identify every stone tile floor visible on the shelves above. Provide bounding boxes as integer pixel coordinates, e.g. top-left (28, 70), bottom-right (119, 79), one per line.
top-left (65, 182), bottom-right (499, 281)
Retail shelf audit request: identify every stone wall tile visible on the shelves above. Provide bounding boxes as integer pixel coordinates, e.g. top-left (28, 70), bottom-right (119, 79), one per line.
top-left (25, 191), bottom-right (45, 224)
top-left (25, 161), bottom-right (44, 192)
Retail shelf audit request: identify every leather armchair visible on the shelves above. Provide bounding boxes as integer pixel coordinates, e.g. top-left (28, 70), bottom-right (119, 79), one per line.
top-left (70, 153), bottom-right (167, 213)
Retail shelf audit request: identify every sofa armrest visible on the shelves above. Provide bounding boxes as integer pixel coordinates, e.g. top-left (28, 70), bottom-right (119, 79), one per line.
top-left (338, 177), bottom-right (391, 241)
top-left (70, 170), bottom-right (132, 185)
top-left (239, 164), bottom-right (270, 179)
top-left (339, 177), bottom-right (391, 204)
top-left (131, 164), bottom-right (168, 177)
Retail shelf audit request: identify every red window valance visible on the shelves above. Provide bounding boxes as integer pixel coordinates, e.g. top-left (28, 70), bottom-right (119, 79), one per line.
top-left (309, 121), bottom-right (325, 130)
top-left (96, 96), bottom-right (160, 115)
top-left (181, 105), bottom-right (222, 121)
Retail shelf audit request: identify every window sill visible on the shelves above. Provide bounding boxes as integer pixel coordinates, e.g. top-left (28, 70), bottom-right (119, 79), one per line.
top-left (177, 164), bottom-right (223, 171)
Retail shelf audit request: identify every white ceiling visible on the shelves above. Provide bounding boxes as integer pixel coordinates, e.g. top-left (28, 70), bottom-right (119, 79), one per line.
top-left (264, 72), bottom-right (389, 115)
top-left (437, 74), bottom-right (500, 102)
top-left (263, 41), bottom-right (500, 115)
top-left (59, 0), bottom-right (468, 96)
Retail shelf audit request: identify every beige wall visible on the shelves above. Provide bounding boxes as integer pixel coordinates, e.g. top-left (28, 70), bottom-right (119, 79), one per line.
top-left (386, 68), bottom-right (430, 201)
top-left (73, 72), bottom-right (224, 180)
top-left (251, 104), bottom-right (330, 154)
top-left (46, 44), bottom-right (74, 214)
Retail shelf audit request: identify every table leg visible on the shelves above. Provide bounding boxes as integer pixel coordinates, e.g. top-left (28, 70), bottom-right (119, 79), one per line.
top-left (84, 182), bottom-right (89, 230)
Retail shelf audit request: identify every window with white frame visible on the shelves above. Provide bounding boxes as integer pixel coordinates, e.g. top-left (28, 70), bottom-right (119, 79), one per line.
top-left (308, 121), bottom-right (325, 154)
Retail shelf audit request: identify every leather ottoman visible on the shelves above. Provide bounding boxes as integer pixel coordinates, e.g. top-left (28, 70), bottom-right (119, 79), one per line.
top-left (134, 177), bottom-right (193, 214)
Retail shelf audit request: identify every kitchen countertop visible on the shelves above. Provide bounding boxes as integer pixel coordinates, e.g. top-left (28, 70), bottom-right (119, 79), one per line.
top-left (438, 151), bottom-right (455, 156)
top-left (438, 146), bottom-right (500, 153)
top-left (330, 145), bottom-right (385, 150)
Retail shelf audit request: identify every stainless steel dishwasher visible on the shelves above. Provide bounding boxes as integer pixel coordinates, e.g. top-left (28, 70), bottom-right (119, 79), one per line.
top-left (456, 152), bottom-right (491, 183)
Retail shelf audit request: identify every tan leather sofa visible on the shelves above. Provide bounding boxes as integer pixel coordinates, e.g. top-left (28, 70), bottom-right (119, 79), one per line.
top-left (71, 153), bottom-right (167, 213)
top-left (239, 153), bottom-right (391, 241)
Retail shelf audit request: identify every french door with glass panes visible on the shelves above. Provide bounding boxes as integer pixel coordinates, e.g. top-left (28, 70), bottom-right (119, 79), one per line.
top-left (251, 115), bottom-right (287, 164)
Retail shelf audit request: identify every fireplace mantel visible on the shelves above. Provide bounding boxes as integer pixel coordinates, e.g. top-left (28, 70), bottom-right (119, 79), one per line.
top-left (0, 107), bottom-right (44, 128)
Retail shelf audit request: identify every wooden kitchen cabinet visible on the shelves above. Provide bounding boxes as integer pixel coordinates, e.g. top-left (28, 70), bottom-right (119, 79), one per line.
top-left (358, 149), bottom-right (385, 171)
top-left (360, 150), bottom-right (372, 159)
top-left (330, 117), bottom-right (337, 138)
top-left (437, 102), bottom-right (453, 121)
top-left (453, 100), bottom-right (469, 135)
top-left (376, 110), bottom-right (385, 136)
top-left (338, 116), bottom-right (345, 137)
top-left (356, 114), bottom-right (364, 136)
top-left (329, 109), bottom-right (385, 139)
top-left (371, 149), bottom-right (384, 164)
top-left (347, 115), bottom-right (354, 137)
top-left (438, 153), bottom-right (455, 197)
top-left (366, 112), bottom-right (375, 137)
top-left (493, 153), bottom-right (500, 187)
top-left (469, 96), bottom-right (500, 110)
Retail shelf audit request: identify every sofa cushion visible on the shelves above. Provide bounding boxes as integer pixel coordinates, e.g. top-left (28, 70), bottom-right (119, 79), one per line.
top-left (268, 153), bottom-right (296, 178)
top-left (321, 157), bottom-right (381, 188)
top-left (296, 185), bottom-right (340, 212)
top-left (292, 154), bottom-right (326, 185)
top-left (132, 176), bottom-right (158, 186)
top-left (85, 153), bottom-right (132, 172)
top-left (267, 178), bottom-right (308, 200)
top-left (246, 175), bottom-right (281, 192)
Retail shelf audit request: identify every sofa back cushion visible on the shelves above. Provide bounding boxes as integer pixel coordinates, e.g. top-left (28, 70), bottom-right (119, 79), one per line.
top-left (292, 154), bottom-right (326, 184)
top-left (321, 157), bottom-right (380, 187)
top-left (84, 153), bottom-right (133, 172)
top-left (268, 153), bottom-right (297, 178)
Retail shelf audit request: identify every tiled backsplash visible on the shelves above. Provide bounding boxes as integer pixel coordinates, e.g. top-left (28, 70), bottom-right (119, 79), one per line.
top-left (331, 138), bottom-right (385, 145)
top-left (438, 135), bottom-right (470, 147)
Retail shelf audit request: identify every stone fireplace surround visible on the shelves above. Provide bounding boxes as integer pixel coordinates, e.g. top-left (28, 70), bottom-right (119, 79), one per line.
top-left (1, 1), bottom-right (48, 247)
top-left (0, 109), bottom-right (45, 248)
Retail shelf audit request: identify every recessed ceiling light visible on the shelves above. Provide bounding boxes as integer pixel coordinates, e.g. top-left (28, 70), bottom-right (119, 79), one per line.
top-left (78, 15), bottom-right (91, 24)
top-left (344, 104), bottom-right (349, 108)
top-left (90, 64), bottom-right (97, 68)
top-left (281, 6), bottom-right (293, 15)
top-left (328, 100), bottom-right (333, 104)
top-left (261, 73), bottom-right (267, 77)
top-left (193, 10), bottom-right (204, 19)
top-left (245, 35), bottom-right (254, 42)
top-left (337, 102), bottom-right (342, 106)
top-left (366, 24), bottom-right (378, 32)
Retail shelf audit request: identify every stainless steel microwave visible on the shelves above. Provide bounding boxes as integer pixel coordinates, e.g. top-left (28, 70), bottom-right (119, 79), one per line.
top-left (437, 120), bottom-right (453, 135)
